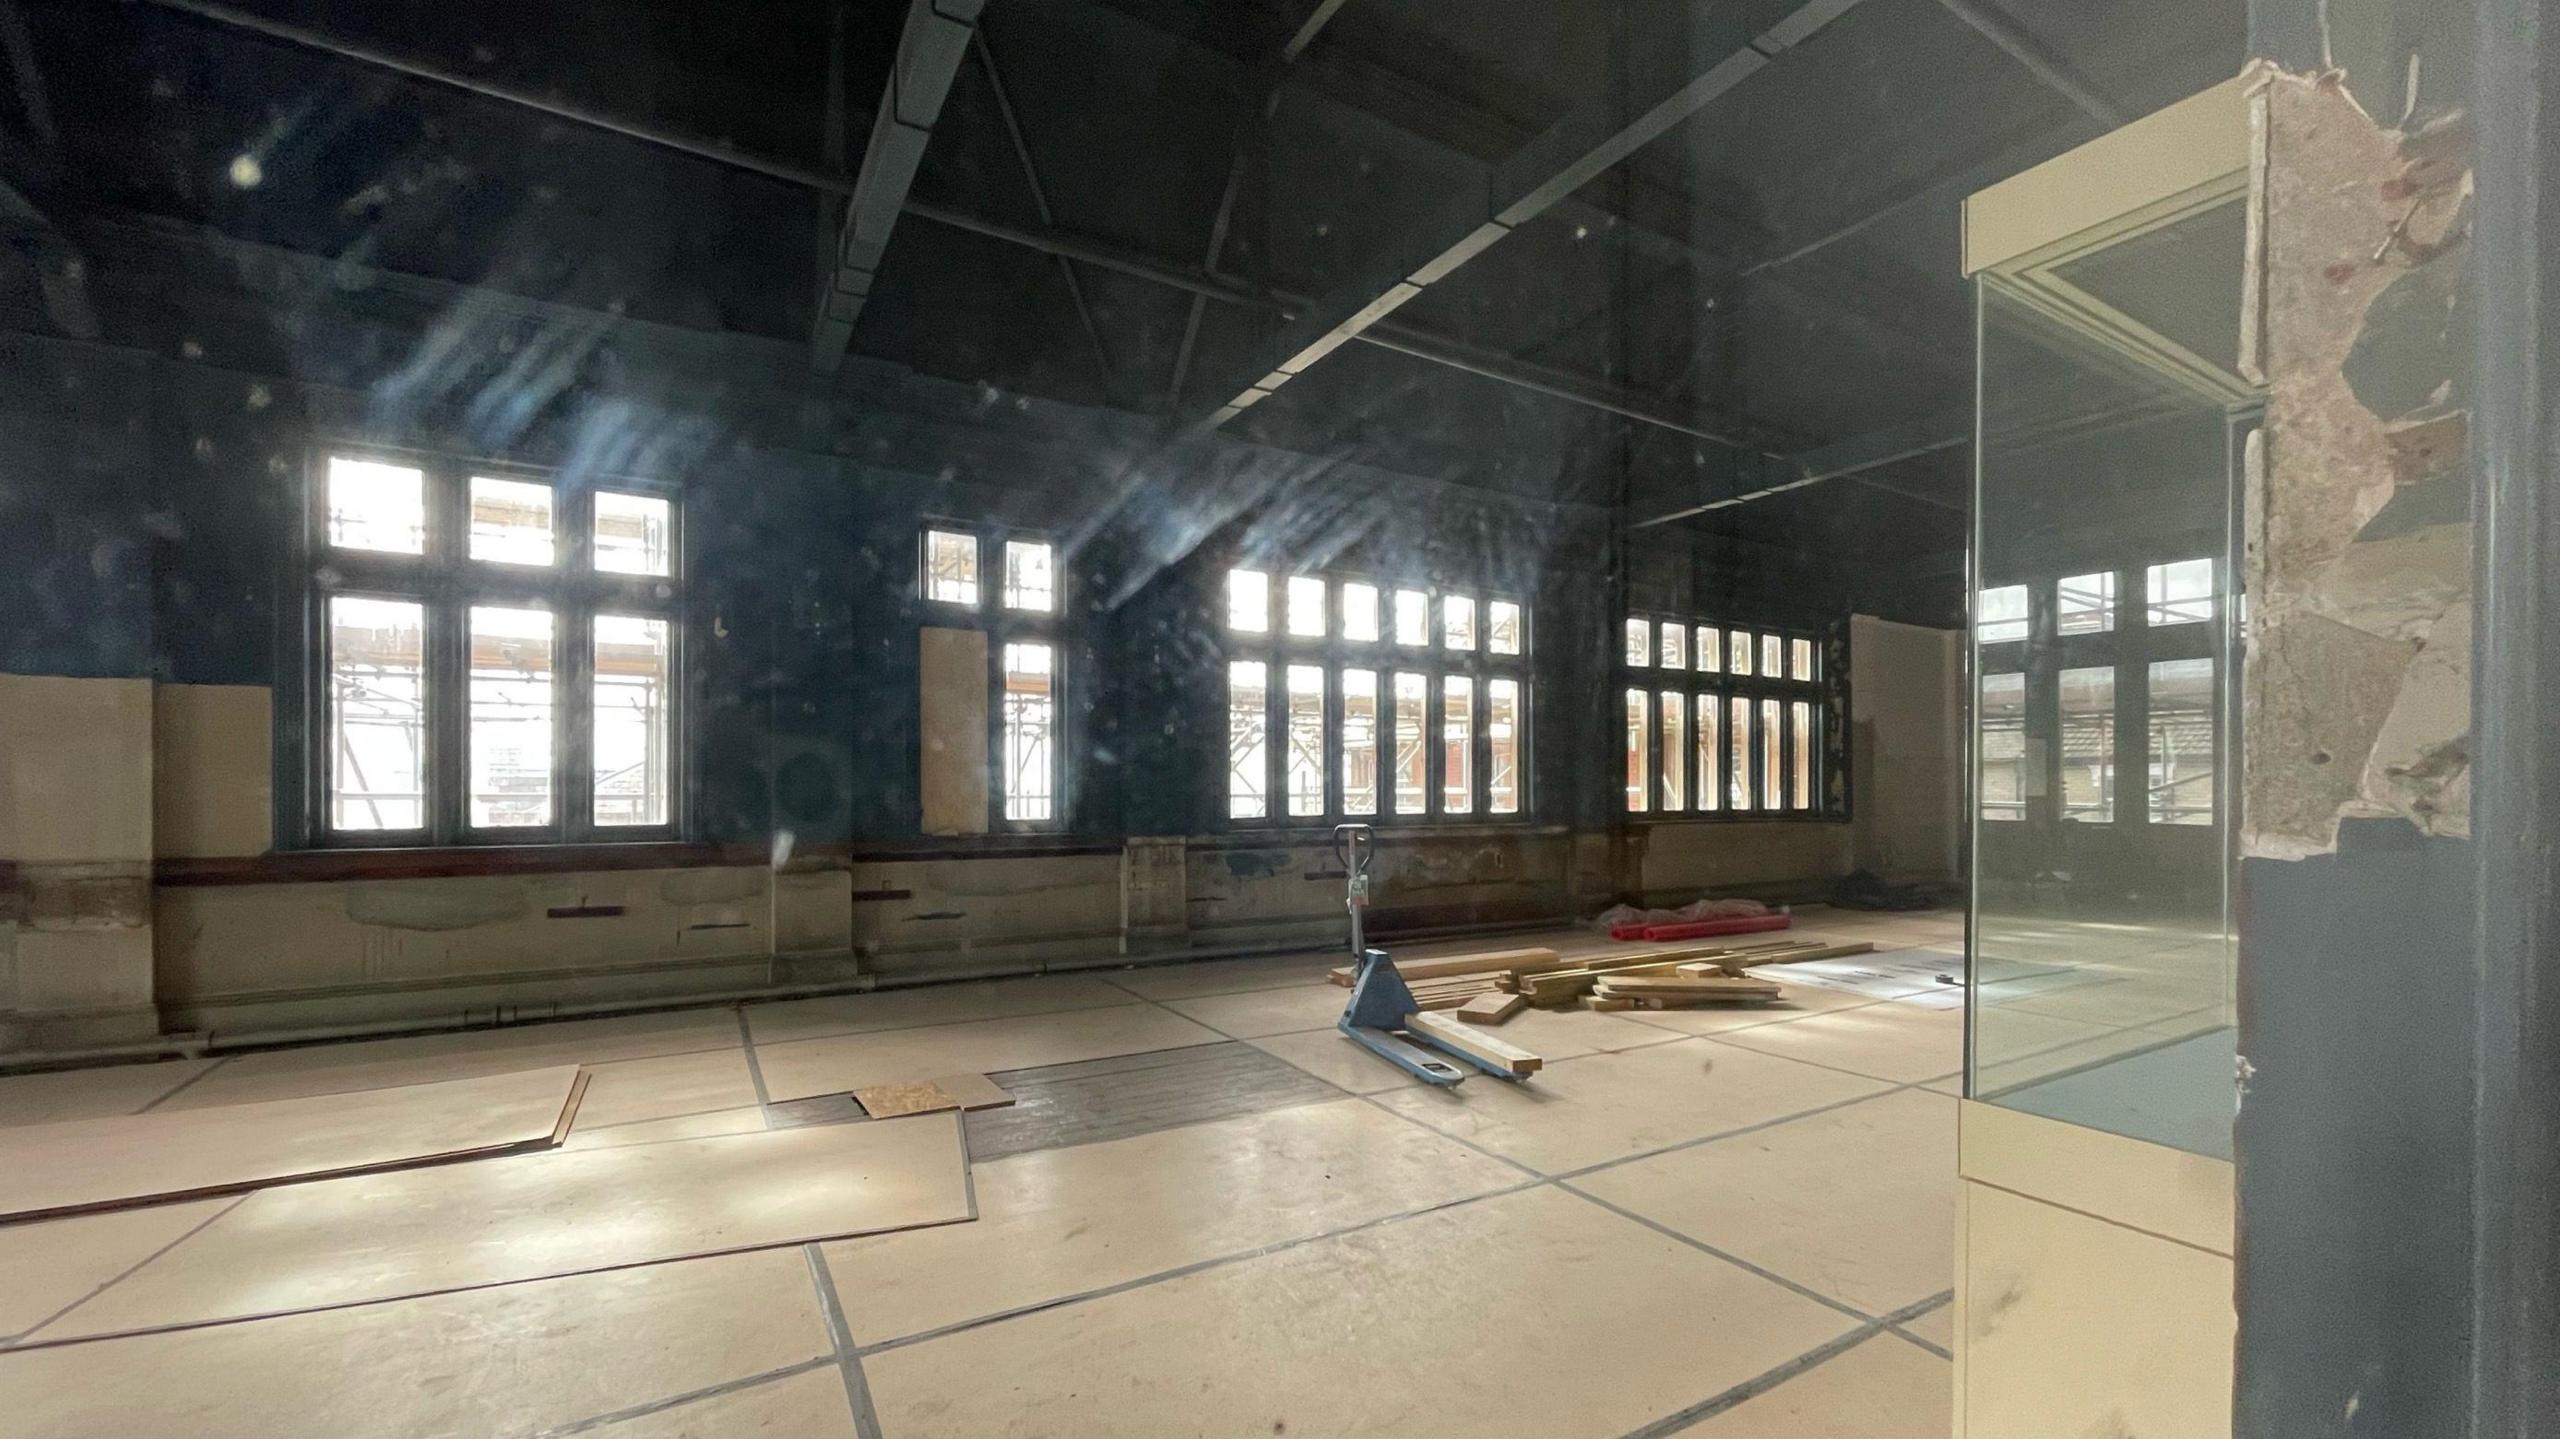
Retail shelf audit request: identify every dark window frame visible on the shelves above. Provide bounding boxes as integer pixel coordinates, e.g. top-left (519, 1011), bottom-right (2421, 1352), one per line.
top-left (915, 521), bottom-right (1069, 833)
top-left (1620, 614), bottom-right (1829, 822)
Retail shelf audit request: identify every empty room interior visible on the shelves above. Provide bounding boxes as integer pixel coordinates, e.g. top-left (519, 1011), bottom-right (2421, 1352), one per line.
top-left (0, 0), bottom-right (2543, 1436)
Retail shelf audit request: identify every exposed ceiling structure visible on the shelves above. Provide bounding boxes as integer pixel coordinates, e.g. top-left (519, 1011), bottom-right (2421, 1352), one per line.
top-left (0, 0), bottom-right (2242, 571)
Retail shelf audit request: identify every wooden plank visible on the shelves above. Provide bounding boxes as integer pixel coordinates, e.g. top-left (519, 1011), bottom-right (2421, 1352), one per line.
top-left (854, 1080), bottom-right (959, 1119)
top-left (1325, 947), bottom-right (1566, 987)
top-left (919, 627), bottom-right (990, 835)
top-left (1701, 940), bottom-right (1878, 970)
top-left (1405, 1012), bottom-right (1541, 1075)
top-left (1597, 975), bottom-right (1784, 993)
top-left (1456, 993), bottom-right (1526, 1026)
top-left (0, 1066), bottom-right (589, 1225)
top-left (924, 1073), bottom-right (1015, 1111)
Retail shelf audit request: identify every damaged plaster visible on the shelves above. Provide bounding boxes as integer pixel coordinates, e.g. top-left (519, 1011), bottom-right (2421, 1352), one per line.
top-left (2243, 65), bottom-right (2474, 860)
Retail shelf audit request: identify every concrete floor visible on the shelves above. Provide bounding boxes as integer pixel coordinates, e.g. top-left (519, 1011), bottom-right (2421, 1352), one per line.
top-left (0, 907), bottom-right (1982, 1438)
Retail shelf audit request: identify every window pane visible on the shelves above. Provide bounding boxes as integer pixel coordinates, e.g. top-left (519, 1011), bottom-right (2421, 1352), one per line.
top-left (1443, 594), bottom-right (1477, 651)
top-left (1286, 664), bottom-right (1325, 817)
top-left (1660, 622), bottom-right (1686, 670)
top-left (594, 615), bottom-right (672, 827)
top-left (1287, 576), bottom-right (1327, 638)
top-left (595, 492), bottom-right (672, 576)
top-left (1227, 660), bottom-right (1268, 818)
top-left (1696, 626), bottom-right (1720, 674)
top-left (924, 528), bottom-right (979, 604)
top-left (1341, 668), bottom-right (1379, 816)
top-left (326, 456), bottom-right (425, 554)
top-left (1761, 698), bottom-right (1783, 811)
top-left (1791, 700), bottom-right (1813, 810)
top-left (1729, 629), bottom-right (1754, 676)
top-left (1980, 671), bottom-right (2028, 821)
top-left (1393, 589), bottom-right (1429, 645)
top-left (1488, 601), bottom-right (1522, 656)
top-left (1001, 643), bottom-right (1056, 821)
top-left (1392, 673), bottom-right (1427, 815)
top-left (1760, 633), bottom-right (1784, 678)
top-left (2060, 665), bottom-right (2116, 823)
top-left (1442, 676), bottom-right (1474, 813)
top-left (1487, 678), bottom-right (1520, 815)
top-left (1790, 638), bottom-right (1815, 682)
top-left (1696, 694), bottom-right (1721, 812)
top-left (1625, 618), bottom-right (1651, 667)
top-left (469, 476), bottom-right (554, 565)
top-left (1729, 695), bottom-right (1752, 809)
top-left (2058, 571), bottom-right (2116, 635)
top-left (1227, 569), bottom-right (1269, 632)
top-left (1342, 582), bottom-right (1380, 643)
top-left (2146, 559), bottom-right (2215, 625)
top-left (468, 606), bottom-right (554, 828)
top-left (2149, 658), bottom-right (2216, 826)
top-left (1978, 583), bottom-right (2029, 643)
top-left (1624, 689), bottom-right (1649, 813)
top-left (327, 596), bottom-right (425, 830)
top-left (1659, 692), bottom-right (1686, 810)
top-left (1002, 540), bottom-right (1055, 613)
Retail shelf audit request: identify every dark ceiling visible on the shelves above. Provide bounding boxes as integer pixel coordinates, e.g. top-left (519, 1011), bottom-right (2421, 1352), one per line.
top-left (0, 0), bottom-right (2245, 567)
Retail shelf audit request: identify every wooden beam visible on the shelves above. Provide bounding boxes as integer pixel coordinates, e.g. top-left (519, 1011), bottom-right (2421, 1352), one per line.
top-left (1457, 992), bottom-right (1526, 1026)
top-left (1407, 1012), bottom-right (1541, 1075)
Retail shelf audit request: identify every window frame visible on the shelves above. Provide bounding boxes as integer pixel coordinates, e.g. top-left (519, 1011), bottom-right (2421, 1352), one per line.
top-left (916, 520), bottom-right (1070, 832)
top-left (1620, 612), bottom-right (1829, 822)
top-left (1226, 564), bottom-right (1532, 829)
top-left (299, 447), bottom-right (685, 850)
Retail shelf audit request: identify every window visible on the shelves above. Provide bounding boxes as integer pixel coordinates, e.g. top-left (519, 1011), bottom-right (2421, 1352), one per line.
top-left (2058, 571), bottom-right (2116, 634)
top-left (2146, 559), bottom-right (2215, 625)
top-left (921, 524), bottom-right (1068, 826)
top-left (1342, 669), bottom-right (1380, 815)
top-left (1286, 576), bottom-right (1326, 638)
top-left (2059, 665), bottom-right (2116, 823)
top-left (1001, 643), bottom-right (1056, 821)
top-left (1979, 671), bottom-right (2027, 821)
top-left (1978, 584), bottom-right (2029, 644)
top-left (1226, 566), bottom-right (1528, 824)
top-left (1624, 690), bottom-right (1650, 813)
top-left (2148, 659), bottom-right (2216, 825)
top-left (311, 452), bottom-right (679, 843)
top-left (925, 528), bottom-right (980, 605)
top-left (1003, 540), bottom-right (1055, 613)
top-left (1227, 660), bottom-right (1269, 819)
top-left (1623, 613), bottom-right (1827, 819)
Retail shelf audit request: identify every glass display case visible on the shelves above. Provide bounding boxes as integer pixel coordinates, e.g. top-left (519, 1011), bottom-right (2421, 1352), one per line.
top-left (1964, 93), bottom-right (2257, 1160)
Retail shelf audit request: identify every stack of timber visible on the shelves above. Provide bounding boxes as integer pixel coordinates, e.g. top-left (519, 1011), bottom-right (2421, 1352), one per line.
top-left (1322, 939), bottom-right (1880, 1015)
top-left (1591, 974), bottom-right (1785, 1011)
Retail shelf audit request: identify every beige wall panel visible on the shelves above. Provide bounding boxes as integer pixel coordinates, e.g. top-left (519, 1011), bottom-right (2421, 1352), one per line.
top-left (1963, 75), bottom-right (2251, 275)
top-left (0, 674), bottom-right (152, 863)
top-left (154, 683), bottom-right (274, 858)
top-left (917, 627), bottom-right (988, 836)
top-left (848, 855), bottom-right (1121, 953)
top-left (1185, 832), bottom-right (1573, 933)
top-left (1960, 1180), bottom-right (2233, 1438)
top-left (1850, 615), bottom-right (1963, 881)
top-left (11, 926), bottom-right (158, 1014)
top-left (1638, 822), bottom-right (1855, 895)
top-left (1959, 1099), bottom-right (2233, 1255)
top-left (155, 867), bottom-right (772, 1004)
top-left (772, 869), bottom-right (852, 955)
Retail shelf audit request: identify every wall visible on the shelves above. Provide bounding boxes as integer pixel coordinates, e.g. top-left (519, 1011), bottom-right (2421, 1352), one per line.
top-left (1849, 615), bottom-right (1963, 881)
top-left (0, 215), bottom-right (1927, 1058)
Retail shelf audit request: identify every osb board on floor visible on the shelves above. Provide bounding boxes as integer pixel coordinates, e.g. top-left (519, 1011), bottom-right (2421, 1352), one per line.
top-left (0, 1248), bottom-right (837, 1438)
top-left (961, 1042), bottom-right (1342, 1163)
top-left (852, 1073), bottom-right (1013, 1120)
top-left (825, 1098), bottom-right (1523, 1346)
top-left (0, 1066), bottom-right (589, 1224)
top-left (28, 1114), bottom-right (973, 1344)
top-left (752, 1003), bottom-right (1223, 1105)
top-left (860, 1185), bottom-right (1860, 1438)
top-left (1668, 1332), bottom-right (1949, 1437)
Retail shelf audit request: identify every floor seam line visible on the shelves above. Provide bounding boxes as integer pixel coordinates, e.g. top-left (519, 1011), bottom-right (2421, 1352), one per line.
top-left (1959, 1176), bottom-right (2232, 1257)
top-left (133, 1055), bottom-right (232, 1113)
top-left (530, 1354), bottom-right (839, 1437)
top-left (1549, 1180), bottom-right (1884, 1328)
top-left (1883, 1323), bottom-right (1954, 1360)
top-left (734, 1008), bottom-right (775, 1127)
top-left (803, 1244), bottom-right (886, 1439)
top-left (752, 996), bottom-right (1144, 1050)
top-left (1614, 1321), bottom-right (1900, 1439)
top-left (8, 1190), bottom-right (251, 1346)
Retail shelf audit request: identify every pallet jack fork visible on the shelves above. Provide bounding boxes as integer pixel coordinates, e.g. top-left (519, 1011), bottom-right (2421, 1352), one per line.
top-left (1329, 824), bottom-right (1527, 1087)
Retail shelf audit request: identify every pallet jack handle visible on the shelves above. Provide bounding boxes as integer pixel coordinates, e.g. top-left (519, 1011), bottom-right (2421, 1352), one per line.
top-left (1333, 823), bottom-right (1374, 957)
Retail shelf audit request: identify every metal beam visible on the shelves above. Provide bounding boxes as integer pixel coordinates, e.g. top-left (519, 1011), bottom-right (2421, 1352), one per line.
top-left (1281, 0), bottom-right (1355, 62)
top-left (813, 0), bottom-right (983, 373)
top-left (972, 29), bottom-right (1116, 396)
top-left (0, 0), bottom-right (55, 146)
top-left (1929, 0), bottom-right (2126, 127)
top-left (1632, 409), bottom-right (1970, 527)
top-left (1177, 0), bottom-right (1873, 438)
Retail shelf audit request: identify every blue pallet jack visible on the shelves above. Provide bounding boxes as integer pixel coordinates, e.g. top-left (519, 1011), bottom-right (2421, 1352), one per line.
top-left (1331, 823), bottom-right (1530, 1087)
